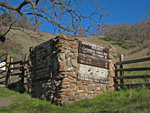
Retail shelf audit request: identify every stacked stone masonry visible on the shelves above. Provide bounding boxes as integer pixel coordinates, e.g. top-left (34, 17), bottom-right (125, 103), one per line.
top-left (29, 36), bottom-right (117, 105)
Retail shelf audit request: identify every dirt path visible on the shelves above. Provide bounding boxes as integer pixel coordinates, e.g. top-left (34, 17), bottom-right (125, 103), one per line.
top-left (0, 95), bottom-right (17, 107)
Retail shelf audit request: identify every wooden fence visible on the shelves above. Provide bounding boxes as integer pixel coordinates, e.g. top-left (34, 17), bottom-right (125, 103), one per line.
top-left (114, 55), bottom-right (150, 90)
top-left (0, 53), bottom-right (29, 91)
top-left (0, 53), bottom-right (7, 85)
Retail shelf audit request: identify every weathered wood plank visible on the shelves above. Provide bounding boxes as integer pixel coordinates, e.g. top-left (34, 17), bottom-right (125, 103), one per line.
top-left (21, 60), bottom-right (28, 65)
top-left (116, 67), bottom-right (150, 71)
top-left (11, 73), bottom-right (22, 76)
top-left (115, 83), bottom-right (150, 87)
top-left (0, 70), bottom-right (6, 74)
top-left (0, 76), bottom-right (5, 79)
top-left (31, 76), bottom-right (51, 82)
top-left (80, 77), bottom-right (109, 84)
top-left (78, 53), bottom-right (108, 68)
top-left (78, 41), bottom-right (109, 59)
top-left (34, 40), bottom-right (52, 51)
top-left (114, 75), bottom-right (150, 79)
top-left (10, 61), bottom-right (22, 65)
top-left (78, 64), bottom-right (109, 84)
top-left (10, 67), bottom-right (22, 70)
top-left (116, 56), bottom-right (150, 65)
top-left (0, 59), bottom-right (6, 62)
top-left (0, 65), bottom-right (6, 68)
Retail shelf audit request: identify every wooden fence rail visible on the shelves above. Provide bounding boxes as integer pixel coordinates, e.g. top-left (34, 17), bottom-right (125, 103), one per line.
top-left (10, 61), bottom-right (22, 65)
top-left (116, 57), bottom-right (150, 65)
top-left (0, 64), bottom-right (6, 69)
top-left (0, 70), bottom-right (5, 74)
top-left (114, 75), bottom-right (150, 79)
top-left (114, 55), bottom-right (150, 90)
top-left (0, 53), bottom-right (28, 90)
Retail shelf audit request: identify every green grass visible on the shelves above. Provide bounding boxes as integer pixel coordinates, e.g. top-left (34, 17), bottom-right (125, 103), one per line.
top-left (86, 37), bottom-right (132, 54)
top-left (0, 87), bottom-right (18, 98)
top-left (1, 87), bottom-right (150, 113)
top-left (104, 39), bottom-right (138, 49)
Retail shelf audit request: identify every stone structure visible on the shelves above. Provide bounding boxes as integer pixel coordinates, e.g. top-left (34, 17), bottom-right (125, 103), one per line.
top-left (29, 36), bottom-right (117, 105)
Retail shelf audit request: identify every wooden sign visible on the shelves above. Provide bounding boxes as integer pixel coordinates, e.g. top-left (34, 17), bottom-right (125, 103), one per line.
top-left (78, 41), bottom-right (109, 83)
top-left (78, 41), bottom-right (109, 59)
top-left (78, 41), bottom-right (109, 68)
top-left (78, 53), bottom-right (108, 69)
top-left (78, 64), bottom-right (109, 84)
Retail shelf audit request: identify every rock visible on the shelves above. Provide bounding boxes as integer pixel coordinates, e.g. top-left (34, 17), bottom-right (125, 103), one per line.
top-left (71, 59), bottom-right (78, 67)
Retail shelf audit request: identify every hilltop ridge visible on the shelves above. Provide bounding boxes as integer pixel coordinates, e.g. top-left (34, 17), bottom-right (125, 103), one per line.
top-left (0, 28), bottom-right (150, 60)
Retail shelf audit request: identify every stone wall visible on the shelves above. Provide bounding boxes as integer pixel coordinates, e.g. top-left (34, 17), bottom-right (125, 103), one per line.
top-left (29, 36), bottom-right (117, 105)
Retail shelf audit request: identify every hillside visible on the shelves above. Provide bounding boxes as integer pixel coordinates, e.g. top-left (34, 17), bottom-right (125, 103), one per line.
top-left (0, 28), bottom-right (57, 59)
top-left (0, 29), bottom-right (116, 60)
top-left (1, 28), bottom-right (150, 61)
top-left (125, 40), bottom-right (150, 60)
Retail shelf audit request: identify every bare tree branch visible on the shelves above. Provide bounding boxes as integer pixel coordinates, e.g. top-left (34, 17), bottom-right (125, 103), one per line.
top-left (1, 23), bottom-right (12, 37)
top-left (0, 0), bottom-right (107, 35)
top-left (35, 0), bottom-right (40, 5)
top-left (0, 2), bottom-right (17, 10)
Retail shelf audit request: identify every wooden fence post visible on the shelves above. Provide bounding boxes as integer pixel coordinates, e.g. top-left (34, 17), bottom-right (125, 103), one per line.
top-left (9, 57), bottom-right (14, 84)
top-left (21, 55), bottom-right (26, 92)
top-left (5, 54), bottom-right (10, 86)
top-left (114, 64), bottom-right (119, 90)
top-left (120, 54), bottom-right (124, 89)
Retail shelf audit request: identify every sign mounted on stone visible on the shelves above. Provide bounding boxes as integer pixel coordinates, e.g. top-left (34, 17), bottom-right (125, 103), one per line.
top-left (78, 53), bottom-right (108, 69)
top-left (78, 41), bottom-right (109, 83)
top-left (78, 64), bottom-right (109, 84)
top-left (78, 41), bottom-right (109, 59)
top-left (78, 41), bottom-right (109, 68)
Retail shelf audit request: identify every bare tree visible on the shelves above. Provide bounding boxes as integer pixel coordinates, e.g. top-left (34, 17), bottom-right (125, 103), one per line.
top-left (0, 0), bottom-right (107, 37)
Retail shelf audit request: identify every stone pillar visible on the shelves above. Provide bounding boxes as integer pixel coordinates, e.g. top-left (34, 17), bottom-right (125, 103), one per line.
top-left (107, 45), bottom-right (117, 91)
top-left (54, 36), bottom-right (79, 105)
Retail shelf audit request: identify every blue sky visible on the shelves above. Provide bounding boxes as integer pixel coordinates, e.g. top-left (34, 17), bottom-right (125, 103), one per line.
top-left (39, 0), bottom-right (150, 33)
top-left (100, 0), bottom-right (150, 24)
top-left (6, 0), bottom-right (150, 33)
